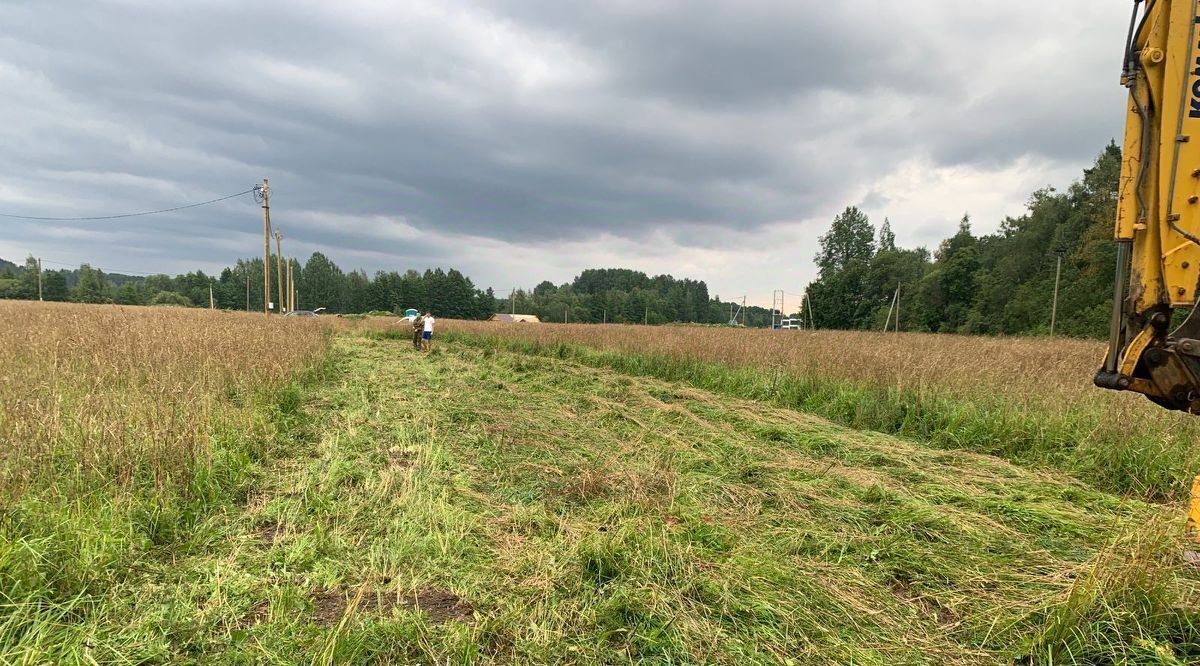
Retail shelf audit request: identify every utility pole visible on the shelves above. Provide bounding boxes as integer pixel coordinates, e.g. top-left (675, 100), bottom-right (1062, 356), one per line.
top-left (882, 286), bottom-right (898, 332)
top-left (512, 287), bottom-right (516, 315)
top-left (244, 265), bottom-right (250, 312)
top-left (274, 229), bottom-right (285, 314)
top-left (288, 259), bottom-right (295, 313)
top-left (37, 257), bottom-right (42, 301)
top-left (260, 178), bottom-right (271, 315)
top-left (209, 283), bottom-right (215, 309)
top-left (895, 283), bottom-right (901, 332)
top-left (742, 296), bottom-right (746, 327)
top-left (644, 306), bottom-right (649, 326)
top-left (603, 308), bottom-right (607, 325)
top-left (1051, 249), bottom-right (1065, 336)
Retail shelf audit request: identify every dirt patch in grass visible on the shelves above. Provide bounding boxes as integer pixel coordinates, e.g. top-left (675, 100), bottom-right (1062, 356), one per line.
top-left (313, 589), bottom-right (348, 626)
top-left (409, 588), bottom-right (474, 623)
top-left (386, 447), bottom-right (414, 468)
top-left (561, 469), bottom-right (616, 503)
top-left (254, 521), bottom-right (284, 547)
top-left (890, 580), bottom-right (960, 629)
top-left (311, 586), bottom-right (474, 626)
top-left (240, 600), bottom-right (270, 628)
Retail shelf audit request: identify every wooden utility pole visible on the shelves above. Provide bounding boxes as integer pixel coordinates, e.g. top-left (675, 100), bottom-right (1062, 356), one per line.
top-left (287, 259), bottom-right (294, 313)
top-left (882, 286), bottom-right (898, 332)
top-left (1050, 251), bottom-right (1064, 337)
top-left (37, 257), bottom-right (42, 301)
top-left (895, 284), bottom-right (901, 332)
top-left (244, 266), bottom-right (250, 312)
top-left (261, 178), bottom-right (271, 314)
top-left (274, 230), bottom-right (284, 314)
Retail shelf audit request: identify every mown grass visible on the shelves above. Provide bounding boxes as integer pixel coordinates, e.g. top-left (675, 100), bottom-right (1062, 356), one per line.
top-left (433, 321), bottom-right (1200, 501)
top-left (217, 328), bottom-right (1192, 664)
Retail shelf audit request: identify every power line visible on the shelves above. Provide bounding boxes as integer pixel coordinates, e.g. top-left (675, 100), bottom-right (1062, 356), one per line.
top-left (0, 187), bottom-right (257, 221)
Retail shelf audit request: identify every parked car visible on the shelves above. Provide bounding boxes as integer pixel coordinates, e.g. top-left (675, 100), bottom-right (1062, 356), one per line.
top-left (285, 310), bottom-right (319, 318)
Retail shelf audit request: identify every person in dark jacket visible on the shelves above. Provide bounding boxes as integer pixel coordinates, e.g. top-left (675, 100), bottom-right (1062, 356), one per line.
top-left (410, 313), bottom-right (425, 350)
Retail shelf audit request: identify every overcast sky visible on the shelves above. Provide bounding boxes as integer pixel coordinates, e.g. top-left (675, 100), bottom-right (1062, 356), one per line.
top-left (0, 1), bottom-right (1128, 306)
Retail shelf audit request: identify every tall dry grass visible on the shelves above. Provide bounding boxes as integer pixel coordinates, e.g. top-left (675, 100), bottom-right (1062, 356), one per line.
top-left (440, 321), bottom-right (1200, 498)
top-left (0, 301), bottom-right (328, 499)
top-left (0, 301), bottom-right (330, 657)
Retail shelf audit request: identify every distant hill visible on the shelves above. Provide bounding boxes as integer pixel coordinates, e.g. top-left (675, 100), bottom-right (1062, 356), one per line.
top-left (0, 257), bottom-right (146, 288)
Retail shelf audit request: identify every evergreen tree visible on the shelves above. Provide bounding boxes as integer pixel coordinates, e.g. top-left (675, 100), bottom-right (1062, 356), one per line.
top-left (877, 218), bottom-right (896, 253)
top-left (42, 270), bottom-right (68, 302)
top-left (300, 252), bottom-right (344, 312)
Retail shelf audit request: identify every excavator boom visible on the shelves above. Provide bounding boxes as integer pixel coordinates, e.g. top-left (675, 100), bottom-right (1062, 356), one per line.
top-left (1097, 0), bottom-right (1200, 413)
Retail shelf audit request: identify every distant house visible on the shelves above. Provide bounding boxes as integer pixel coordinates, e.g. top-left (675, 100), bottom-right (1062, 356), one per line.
top-left (489, 313), bottom-right (540, 323)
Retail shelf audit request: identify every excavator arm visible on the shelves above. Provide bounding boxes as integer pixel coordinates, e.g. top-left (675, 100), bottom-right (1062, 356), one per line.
top-left (1097, 0), bottom-right (1200, 541)
top-left (1096, 0), bottom-right (1200, 413)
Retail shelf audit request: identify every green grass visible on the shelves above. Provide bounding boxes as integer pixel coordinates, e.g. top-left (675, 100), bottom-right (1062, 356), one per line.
top-left (0, 364), bottom-right (325, 663)
top-left (5, 332), bottom-right (1199, 664)
top-left (438, 331), bottom-right (1197, 502)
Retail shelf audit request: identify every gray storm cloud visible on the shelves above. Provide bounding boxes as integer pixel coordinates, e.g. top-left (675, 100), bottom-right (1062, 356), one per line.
top-left (0, 0), bottom-right (1127, 296)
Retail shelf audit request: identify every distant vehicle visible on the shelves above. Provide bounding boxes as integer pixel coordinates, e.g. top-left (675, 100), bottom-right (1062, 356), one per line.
top-left (285, 310), bottom-right (319, 318)
top-left (779, 318), bottom-right (803, 330)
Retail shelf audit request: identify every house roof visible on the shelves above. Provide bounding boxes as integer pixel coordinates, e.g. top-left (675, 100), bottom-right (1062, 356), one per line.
top-left (490, 313), bottom-right (540, 323)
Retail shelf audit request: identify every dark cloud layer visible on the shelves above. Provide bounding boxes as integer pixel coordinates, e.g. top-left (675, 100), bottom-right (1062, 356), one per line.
top-left (0, 1), bottom-right (1128, 298)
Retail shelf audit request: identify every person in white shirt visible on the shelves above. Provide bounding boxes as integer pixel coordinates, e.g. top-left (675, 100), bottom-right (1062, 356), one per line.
top-left (422, 312), bottom-right (435, 352)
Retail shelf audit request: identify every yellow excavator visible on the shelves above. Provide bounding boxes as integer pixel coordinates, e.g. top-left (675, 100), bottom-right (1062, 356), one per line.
top-left (1095, 0), bottom-right (1200, 536)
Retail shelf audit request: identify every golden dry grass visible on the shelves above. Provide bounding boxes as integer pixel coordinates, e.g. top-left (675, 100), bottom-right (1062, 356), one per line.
top-left (443, 322), bottom-right (1116, 408)
top-left (0, 301), bottom-right (328, 498)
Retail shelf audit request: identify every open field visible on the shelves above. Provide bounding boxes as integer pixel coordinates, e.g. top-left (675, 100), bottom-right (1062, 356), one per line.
top-left (0, 301), bottom-right (329, 498)
top-left (439, 321), bottom-right (1200, 500)
top-left (2, 304), bottom-right (1200, 664)
top-left (0, 302), bottom-right (329, 662)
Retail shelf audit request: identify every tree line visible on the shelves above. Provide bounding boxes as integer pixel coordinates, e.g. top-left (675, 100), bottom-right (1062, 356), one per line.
top-left (805, 143), bottom-right (1121, 337)
top-left (1, 143), bottom-right (1123, 334)
top-left (0, 253), bottom-right (771, 326)
top-left (0, 253), bottom-right (502, 318)
top-left (499, 268), bottom-right (774, 325)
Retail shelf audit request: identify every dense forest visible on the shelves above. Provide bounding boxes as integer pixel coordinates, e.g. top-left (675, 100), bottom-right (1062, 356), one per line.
top-left (1, 143), bottom-right (1124, 335)
top-left (0, 254), bottom-right (763, 325)
top-left (804, 143), bottom-right (1121, 337)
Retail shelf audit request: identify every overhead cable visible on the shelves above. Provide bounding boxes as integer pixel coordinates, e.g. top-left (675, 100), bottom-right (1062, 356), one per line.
top-left (0, 187), bottom-right (257, 221)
